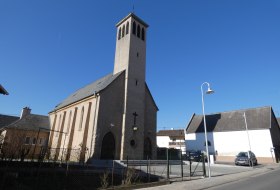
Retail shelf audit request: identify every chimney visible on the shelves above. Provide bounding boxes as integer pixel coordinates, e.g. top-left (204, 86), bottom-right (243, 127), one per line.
top-left (21, 107), bottom-right (31, 119)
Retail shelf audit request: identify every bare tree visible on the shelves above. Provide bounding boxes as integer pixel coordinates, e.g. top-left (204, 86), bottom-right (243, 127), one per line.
top-left (1, 129), bottom-right (32, 161)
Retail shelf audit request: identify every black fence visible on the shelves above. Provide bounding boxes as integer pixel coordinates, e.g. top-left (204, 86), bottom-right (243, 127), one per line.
top-left (0, 146), bottom-right (85, 164)
top-left (0, 160), bottom-right (160, 190)
top-left (144, 149), bottom-right (207, 180)
top-left (0, 148), bottom-right (207, 189)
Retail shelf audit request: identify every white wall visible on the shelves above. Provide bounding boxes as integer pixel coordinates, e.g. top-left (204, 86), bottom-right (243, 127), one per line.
top-left (157, 136), bottom-right (170, 148)
top-left (157, 136), bottom-right (186, 152)
top-left (186, 129), bottom-right (274, 157)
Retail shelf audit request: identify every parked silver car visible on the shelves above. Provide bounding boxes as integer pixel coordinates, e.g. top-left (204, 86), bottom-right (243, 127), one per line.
top-left (235, 151), bottom-right (258, 166)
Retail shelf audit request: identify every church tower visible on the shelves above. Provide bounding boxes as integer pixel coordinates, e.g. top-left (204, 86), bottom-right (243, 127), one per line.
top-left (114, 13), bottom-right (149, 160)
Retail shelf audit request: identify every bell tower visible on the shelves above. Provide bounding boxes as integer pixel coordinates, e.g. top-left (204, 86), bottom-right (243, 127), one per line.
top-left (114, 13), bottom-right (149, 160)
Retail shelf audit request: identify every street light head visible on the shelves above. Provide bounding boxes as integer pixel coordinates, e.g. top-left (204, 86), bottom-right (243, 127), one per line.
top-left (206, 88), bottom-right (215, 94)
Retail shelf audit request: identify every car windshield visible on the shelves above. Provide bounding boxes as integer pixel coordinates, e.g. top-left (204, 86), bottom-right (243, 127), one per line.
top-left (237, 152), bottom-right (248, 157)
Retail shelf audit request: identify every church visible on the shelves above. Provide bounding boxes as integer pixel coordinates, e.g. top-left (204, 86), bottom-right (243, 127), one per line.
top-left (48, 13), bottom-right (158, 162)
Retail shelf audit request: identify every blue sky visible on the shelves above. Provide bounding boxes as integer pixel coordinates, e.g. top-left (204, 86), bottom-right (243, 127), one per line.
top-left (1, 0), bottom-right (280, 130)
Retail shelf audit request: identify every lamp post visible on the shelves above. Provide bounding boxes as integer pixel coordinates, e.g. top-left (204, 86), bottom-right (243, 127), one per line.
top-left (201, 82), bottom-right (215, 178)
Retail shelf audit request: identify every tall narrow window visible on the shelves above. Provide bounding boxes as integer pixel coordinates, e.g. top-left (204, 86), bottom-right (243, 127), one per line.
top-left (56, 115), bottom-right (62, 137)
top-left (132, 21), bottom-right (136, 35)
top-left (32, 138), bottom-right (37, 145)
top-left (122, 25), bottom-right (125, 37)
top-left (118, 28), bottom-right (121, 40)
top-left (137, 25), bottom-right (140, 38)
top-left (79, 107), bottom-right (84, 131)
top-left (67, 111), bottom-right (72, 134)
top-left (126, 22), bottom-right (129, 34)
top-left (141, 28), bottom-right (145, 41)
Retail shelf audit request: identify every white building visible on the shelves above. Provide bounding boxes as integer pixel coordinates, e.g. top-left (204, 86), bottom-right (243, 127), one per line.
top-left (157, 129), bottom-right (186, 152)
top-left (185, 106), bottom-right (280, 163)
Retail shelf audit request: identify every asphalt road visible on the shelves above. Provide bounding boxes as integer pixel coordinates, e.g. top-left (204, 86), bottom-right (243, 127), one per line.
top-left (208, 167), bottom-right (280, 190)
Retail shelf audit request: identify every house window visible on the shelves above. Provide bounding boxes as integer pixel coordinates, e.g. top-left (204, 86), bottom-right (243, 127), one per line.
top-left (79, 107), bottom-right (84, 131)
top-left (32, 138), bottom-right (37, 145)
top-left (39, 138), bottom-right (43, 145)
top-left (25, 137), bottom-right (31, 144)
top-left (39, 138), bottom-right (47, 146)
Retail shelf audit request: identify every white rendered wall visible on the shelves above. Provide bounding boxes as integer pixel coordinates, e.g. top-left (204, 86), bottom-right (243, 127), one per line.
top-left (157, 136), bottom-right (170, 148)
top-left (186, 129), bottom-right (273, 157)
top-left (157, 136), bottom-right (186, 152)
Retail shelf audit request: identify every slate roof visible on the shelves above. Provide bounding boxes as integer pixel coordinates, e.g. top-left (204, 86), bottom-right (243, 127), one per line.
top-left (0, 114), bottom-right (20, 129)
top-left (157, 129), bottom-right (185, 138)
top-left (5, 114), bottom-right (50, 131)
top-left (54, 71), bottom-right (124, 111)
top-left (277, 118), bottom-right (280, 126)
top-left (186, 106), bottom-right (273, 134)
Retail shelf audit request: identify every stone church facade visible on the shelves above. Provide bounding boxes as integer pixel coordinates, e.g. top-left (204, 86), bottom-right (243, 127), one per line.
top-left (48, 13), bottom-right (158, 162)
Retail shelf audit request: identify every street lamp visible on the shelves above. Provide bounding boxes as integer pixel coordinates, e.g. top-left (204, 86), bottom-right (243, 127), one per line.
top-left (201, 82), bottom-right (215, 178)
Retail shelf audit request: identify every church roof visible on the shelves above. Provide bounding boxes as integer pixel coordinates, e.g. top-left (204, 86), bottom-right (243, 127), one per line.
top-left (4, 114), bottom-right (49, 131)
top-left (54, 71), bottom-right (124, 111)
top-left (0, 114), bottom-right (20, 129)
top-left (157, 129), bottom-right (185, 138)
top-left (186, 106), bottom-right (276, 134)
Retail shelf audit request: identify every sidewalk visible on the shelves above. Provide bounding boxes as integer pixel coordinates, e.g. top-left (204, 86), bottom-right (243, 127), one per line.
top-left (140, 164), bottom-right (280, 190)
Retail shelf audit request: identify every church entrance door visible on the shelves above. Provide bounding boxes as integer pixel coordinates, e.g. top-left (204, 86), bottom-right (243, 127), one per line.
top-left (100, 132), bottom-right (115, 160)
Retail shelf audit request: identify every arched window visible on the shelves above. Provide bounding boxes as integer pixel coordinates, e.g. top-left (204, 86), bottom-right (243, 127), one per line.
top-left (132, 21), bottom-right (136, 35)
top-left (79, 107), bottom-right (84, 131)
top-left (122, 25), bottom-right (125, 37)
top-left (137, 24), bottom-right (140, 38)
top-left (118, 28), bottom-right (121, 40)
top-left (141, 28), bottom-right (145, 41)
top-left (126, 22), bottom-right (129, 34)
top-left (66, 111), bottom-right (72, 134)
